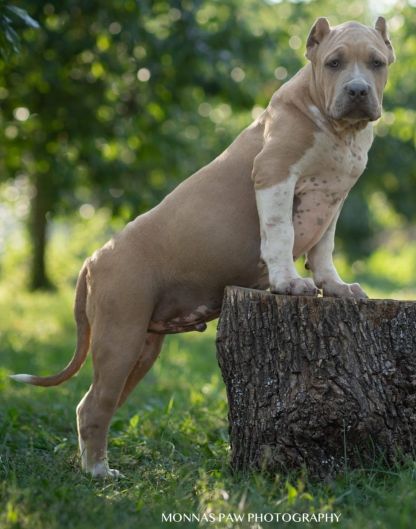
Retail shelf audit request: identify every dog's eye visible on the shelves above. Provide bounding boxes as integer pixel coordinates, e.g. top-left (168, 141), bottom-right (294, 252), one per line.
top-left (326, 59), bottom-right (340, 69)
top-left (372, 59), bottom-right (385, 68)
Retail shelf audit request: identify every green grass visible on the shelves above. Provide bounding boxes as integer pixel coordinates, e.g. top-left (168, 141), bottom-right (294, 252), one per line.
top-left (1, 216), bottom-right (416, 528)
top-left (2, 286), bottom-right (416, 529)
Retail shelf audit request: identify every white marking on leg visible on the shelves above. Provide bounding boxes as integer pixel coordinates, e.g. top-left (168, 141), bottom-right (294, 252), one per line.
top-left (255, 173), bottom-right (301, 287)
top-left (76, 396), bottom-right (89, 472)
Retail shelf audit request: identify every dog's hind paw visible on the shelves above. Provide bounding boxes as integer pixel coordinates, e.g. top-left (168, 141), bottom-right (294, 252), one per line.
top-left (87, 461), bottom-right (125, 479)
top-left (105, 468), bottom-right (125, 479)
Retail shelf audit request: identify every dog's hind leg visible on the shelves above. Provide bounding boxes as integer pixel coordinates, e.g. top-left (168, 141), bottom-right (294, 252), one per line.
top-left (116, 333), bottom-right (165, 409)
top-left (76, 313), bottom-right (152, 478)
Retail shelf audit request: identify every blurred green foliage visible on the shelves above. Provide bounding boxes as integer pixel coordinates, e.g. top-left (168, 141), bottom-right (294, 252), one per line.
top-left (0, 1), bottom-right (39, 58)
top-left (0, 0), bottom-right (415, 288)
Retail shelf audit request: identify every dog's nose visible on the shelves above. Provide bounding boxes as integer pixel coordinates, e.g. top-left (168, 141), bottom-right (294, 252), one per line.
top-left (344, 81), bottom-right (369, 101)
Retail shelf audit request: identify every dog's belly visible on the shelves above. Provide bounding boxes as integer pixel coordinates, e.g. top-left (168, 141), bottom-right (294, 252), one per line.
top-left (148, 304), bottom-right (220, 334)
top-left (148, 258), bottom-right (269, 335)
top-left (148, 264), bottom-right (269, 334)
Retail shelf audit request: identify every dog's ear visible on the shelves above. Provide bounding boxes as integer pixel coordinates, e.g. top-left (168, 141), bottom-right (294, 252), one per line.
top-left (305, 17), bottom-right (331, 61)
top-left (375, 16), bottom-right (395, 64)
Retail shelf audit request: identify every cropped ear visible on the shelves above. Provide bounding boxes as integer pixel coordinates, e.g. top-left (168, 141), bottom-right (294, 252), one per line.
top-left (305, 17), bottom-right (331, 61)
top-left (375, 16), bottom-right (395, 64)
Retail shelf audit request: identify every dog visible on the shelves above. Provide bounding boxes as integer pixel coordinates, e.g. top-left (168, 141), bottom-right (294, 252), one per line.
top-left (11, 17), bottom-right (394, 477)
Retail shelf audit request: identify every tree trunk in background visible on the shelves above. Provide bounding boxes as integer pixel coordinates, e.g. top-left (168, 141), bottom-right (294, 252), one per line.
top-left (216, 286), bottom-right (416, 479)
top-left (29, 173), bottom-right (54, 290)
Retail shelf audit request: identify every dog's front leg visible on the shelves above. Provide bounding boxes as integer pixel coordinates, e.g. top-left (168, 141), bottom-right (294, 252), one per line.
top-left (306, 204), bottom-right (368, 299)
top-left (254, 158), bottom-right (318, 296)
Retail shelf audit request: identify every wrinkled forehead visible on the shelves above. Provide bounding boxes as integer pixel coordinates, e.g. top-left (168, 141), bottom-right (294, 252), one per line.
top-left (319, 23), bottom-right (388, 61)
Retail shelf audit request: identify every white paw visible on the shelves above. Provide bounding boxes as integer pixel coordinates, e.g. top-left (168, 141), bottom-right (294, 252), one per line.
top-left (320, 280), bottom-right (368, 299)
top-left (87, 461), bottom-right (125, 479)
top-left (106, 468), bottom-right (125, 479)
top-left (271, 277), bottom-right (319, 297)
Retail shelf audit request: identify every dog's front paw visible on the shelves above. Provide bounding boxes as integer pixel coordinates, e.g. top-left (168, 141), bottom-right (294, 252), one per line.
top-left (271, 277), bottom-right (319, 297)
top-left (320, 280), bottom-right (368, 299)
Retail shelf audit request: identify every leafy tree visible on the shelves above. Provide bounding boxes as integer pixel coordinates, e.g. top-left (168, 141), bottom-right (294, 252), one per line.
top-left (0, 0), bottom-right (415, 288)
top-left (0, 0), bottom-right (296, 289)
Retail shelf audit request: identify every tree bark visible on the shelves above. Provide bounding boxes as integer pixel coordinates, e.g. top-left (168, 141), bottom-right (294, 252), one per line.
top-left (29, 173), bottom-right (54, 291)
top-left (216, 286), bottom-right (416, 479)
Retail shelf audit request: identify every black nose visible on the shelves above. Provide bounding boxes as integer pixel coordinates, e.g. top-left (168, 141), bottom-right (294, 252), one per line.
top-left (344, 81), bottom-right (369, 101)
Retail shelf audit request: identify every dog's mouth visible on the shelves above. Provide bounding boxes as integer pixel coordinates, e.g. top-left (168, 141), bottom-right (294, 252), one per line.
top-left (331, 103), bottom-right (380, 123)
top-left (344, 107), bottom-right (371, 119)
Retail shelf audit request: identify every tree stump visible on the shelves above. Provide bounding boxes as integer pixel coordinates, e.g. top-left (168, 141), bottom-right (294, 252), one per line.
top-left (216, 286), bottom-right (416, 479)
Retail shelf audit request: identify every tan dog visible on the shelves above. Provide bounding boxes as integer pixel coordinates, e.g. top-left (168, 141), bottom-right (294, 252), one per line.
top-left (11, 17), bottom-right (394, 478)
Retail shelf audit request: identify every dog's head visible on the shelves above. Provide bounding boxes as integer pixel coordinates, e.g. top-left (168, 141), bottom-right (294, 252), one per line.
top-left (305, 17), bottom-right (394, 125)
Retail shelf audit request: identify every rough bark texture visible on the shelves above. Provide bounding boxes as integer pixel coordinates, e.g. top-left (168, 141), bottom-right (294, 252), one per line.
top-left (29, 173), bottom-right (54, 291)
top-left (216, 286), bottom-right (416, 479)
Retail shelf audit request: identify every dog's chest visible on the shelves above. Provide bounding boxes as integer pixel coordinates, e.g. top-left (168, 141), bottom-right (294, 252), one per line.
top-left (295, 129), bottom-right (369, 191)
top-left (291, 129), bottom-right (371, 255)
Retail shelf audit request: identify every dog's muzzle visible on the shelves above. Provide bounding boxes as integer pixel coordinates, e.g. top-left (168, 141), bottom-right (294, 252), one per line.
top-left (332, 80), bottom-right (380, 121)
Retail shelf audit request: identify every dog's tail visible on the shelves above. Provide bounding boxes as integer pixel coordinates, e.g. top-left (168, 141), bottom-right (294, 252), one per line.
top-left (10, 261), bottom-right (91, 387)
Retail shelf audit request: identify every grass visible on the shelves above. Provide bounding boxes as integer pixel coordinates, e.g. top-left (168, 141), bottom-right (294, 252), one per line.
top-left (1, 215), bottom-right (416, 528)
top-left (2, 288), bottom-right (416, 529)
